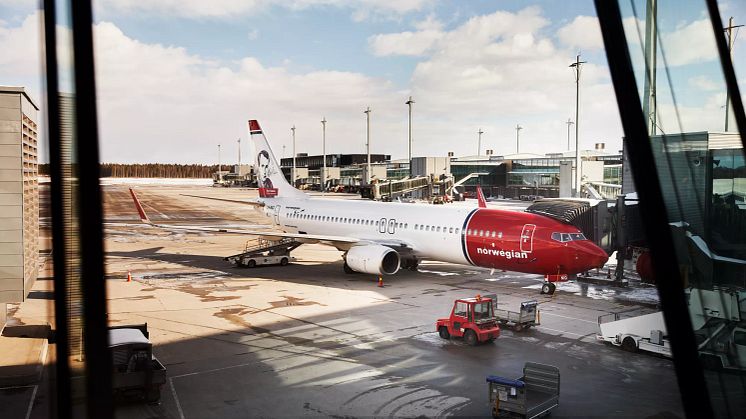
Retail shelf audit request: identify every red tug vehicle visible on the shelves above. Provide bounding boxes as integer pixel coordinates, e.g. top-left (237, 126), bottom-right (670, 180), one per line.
top-left (436, 295), bottom-right (501, 345)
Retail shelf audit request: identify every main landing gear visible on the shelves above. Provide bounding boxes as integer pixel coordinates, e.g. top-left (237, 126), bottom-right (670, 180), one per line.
top-left (401, 258), bottom-right (419, 272)
top-left (540, 282), bottom-right (556, 295)
top-left (343, 261), bottom-right (356, 274)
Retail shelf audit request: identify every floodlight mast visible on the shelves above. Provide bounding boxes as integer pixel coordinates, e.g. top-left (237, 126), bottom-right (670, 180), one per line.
top-left (321, 117), bottom-right (327, 194)
top-left (364, 107), bottom-right (371, 184)
top-left (477, 128), bottom-right (484, 155)
top-left (405, 96), bottom-right (414, 177)
top-left (570, 54), bottom-right (586, 198)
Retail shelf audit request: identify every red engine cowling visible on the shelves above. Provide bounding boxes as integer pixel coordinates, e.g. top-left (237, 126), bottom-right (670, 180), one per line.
top-left (636, 251), bottom-right (655, 283)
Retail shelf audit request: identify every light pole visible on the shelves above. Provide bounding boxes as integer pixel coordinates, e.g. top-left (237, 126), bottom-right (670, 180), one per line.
top-left (217, 144), bottom-right (221, 182)
top-left (570, 54), bottom-right (586, 198)
top-left (477, 128), bottom-right (484, 155)
top-left (565, 118), bottom-right (574, 151)
top-left (724, 17), bottom-right (743, 131)
top-left (515, 124), bottom-right (523, 154)
top-left (321, 117), bottom-right (327, 194)
top-left (291, 125), bottom-right (296, 185)
top-left (364, 106), bottom-right (371, 185)
top-left (237, 137), bottom-right (241, 169)
top-left (405, 96), bottom-right (414, 177)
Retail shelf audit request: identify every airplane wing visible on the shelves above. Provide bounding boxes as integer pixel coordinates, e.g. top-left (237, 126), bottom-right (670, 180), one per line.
top-left (129, 188), bottom-right (364, 249)
top-left (180, 194), bottom-right (264, 207)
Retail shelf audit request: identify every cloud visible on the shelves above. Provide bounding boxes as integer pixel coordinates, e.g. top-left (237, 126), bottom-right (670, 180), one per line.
top-left (91, 21), bottom-right (407, 163)
top-left (1, 7), bottom-right (629, 163)
top-left (557, 16), bottom-right (604, 51)
top-left (659, 19), bottom-right (719, 67)
top-left (0, 13), bottom-right (41, 79)
top-left (688, 75), bottom-right (721, 91)
top-left (95, 0), bottom-right (431, 20)
top-left (369, 29), bottom-right (443, 56)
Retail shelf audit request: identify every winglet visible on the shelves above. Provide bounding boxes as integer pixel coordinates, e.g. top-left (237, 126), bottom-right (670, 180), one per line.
top-left (477, 185), bottom-right (487, 208)
top-left (129, 188), bottom-right (152, 224)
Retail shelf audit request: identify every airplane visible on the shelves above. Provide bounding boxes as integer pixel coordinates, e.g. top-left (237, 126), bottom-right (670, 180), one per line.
top-left (129, 119), bottom-right (608, 294)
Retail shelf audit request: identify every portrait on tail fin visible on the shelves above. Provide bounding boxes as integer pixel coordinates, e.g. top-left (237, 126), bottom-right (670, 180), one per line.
top-left (257, 150), bottom-right (275, 189)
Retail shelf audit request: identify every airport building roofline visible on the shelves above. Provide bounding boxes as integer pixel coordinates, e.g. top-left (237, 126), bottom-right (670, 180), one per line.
top-left (0, 85), bottom-right (39, 110)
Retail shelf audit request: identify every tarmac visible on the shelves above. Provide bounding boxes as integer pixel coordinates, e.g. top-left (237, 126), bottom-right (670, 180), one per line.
top-left (0, 184), bottom-right (686, 418)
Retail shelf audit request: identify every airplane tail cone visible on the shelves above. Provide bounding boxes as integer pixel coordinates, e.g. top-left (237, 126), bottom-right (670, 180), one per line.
top-left (378, 276), bottom-right (384, 288)
top-left (127, 271), bottom-right (132, 282)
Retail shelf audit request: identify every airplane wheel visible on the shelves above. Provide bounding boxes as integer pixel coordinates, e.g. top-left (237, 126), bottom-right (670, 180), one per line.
top-left (438, 326), bottom-right (450, 339)
top-left (541, 283), bottom-right (551, 294)
top-left (343, 262), bottom-right (355, 274)
top-left (465, 330), bottom-right (478, 346)
top-left (622, 337), bottom-right (638, 352)
top-left (548, 283), bottom-right (556, 294)
top-left (247, 259), bottom-right (256, 268)
top-left (280, 257), bottom-right (289, 266)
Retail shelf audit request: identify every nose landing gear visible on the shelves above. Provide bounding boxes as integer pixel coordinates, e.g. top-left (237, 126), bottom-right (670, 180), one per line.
top-left (540, 282), bottom-right (556, 295)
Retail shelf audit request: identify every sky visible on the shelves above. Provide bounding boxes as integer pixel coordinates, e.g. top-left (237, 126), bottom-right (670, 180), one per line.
top-left (0, 0), bottom-right (744, 164)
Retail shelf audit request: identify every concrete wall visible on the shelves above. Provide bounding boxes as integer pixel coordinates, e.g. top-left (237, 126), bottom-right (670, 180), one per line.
top-left (411, 157), bottom-right (451, 178)
top-left (582, 160), bottom-right (605, 183)
top-left (0, 88), bottom-right (38, 304)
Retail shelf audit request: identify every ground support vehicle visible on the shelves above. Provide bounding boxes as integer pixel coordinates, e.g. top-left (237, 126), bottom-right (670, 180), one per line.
top-left (597, 289), bottom-right (746, 369)
top-left (225, 237), bottom-right (300, 268)
top-left (436, 296), bottom-right (501, 345)
top-left (690, 288), bottom-right (746, 371)
top-left (597, 311), bottom-right (671, 356)
top-left (73, 324), bottom-right (167, 402)
top-left (486, 362), bottom-right (560, 418)
top-left (493, 298), bottom-right (540, 331)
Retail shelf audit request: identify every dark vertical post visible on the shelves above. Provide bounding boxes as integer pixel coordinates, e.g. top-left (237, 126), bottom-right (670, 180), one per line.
top-left (42, 0), bottom-right (72, 416)
top-left (69, 0), bottom-right (113, 416)
top-left (595, 1), bottom-right (714, 416)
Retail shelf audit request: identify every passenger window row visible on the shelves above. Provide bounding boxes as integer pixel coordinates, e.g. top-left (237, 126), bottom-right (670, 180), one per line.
top-left (413, 224), bottom-right (460, 235)
top-left (287, 212), bottom-right (409, 229)
top-left (465, 229), bottom-right (502, 238)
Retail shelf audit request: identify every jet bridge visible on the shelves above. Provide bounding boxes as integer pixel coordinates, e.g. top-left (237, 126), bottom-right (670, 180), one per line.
top-left (526, 199), bottom-right (612, 251)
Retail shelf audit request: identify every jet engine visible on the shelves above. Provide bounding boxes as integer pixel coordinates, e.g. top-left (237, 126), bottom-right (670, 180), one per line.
top-left (345, 245), bottom-right (400, 275)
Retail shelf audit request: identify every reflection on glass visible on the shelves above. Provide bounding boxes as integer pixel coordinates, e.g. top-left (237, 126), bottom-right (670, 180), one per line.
top-left (618, 0), bottom-right (746, 416)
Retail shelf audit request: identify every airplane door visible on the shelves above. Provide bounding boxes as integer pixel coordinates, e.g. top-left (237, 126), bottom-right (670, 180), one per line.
top-left (273, 205), bottom-right (281, 225)
top-left (520, 224), bottom-right (536, 253)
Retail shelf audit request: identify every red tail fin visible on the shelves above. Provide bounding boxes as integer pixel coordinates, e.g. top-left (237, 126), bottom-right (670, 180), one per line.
top-left (477, 186), bottom-right (487, 208)
top-left (129, 188), bottom-right (152, 224)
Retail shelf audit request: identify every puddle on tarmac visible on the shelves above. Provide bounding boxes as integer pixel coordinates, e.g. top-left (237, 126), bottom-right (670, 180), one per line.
top-left (268, 295), bottom-right (325, 308)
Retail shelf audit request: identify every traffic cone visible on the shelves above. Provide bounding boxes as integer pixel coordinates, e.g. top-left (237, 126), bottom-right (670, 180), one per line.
top-left (378, 276), bottom-right (384, 288)
top-left (127, 271), bottom-right (132, 282)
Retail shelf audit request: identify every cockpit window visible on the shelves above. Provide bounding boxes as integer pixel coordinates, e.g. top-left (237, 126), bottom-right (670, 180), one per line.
top-left (551, 232), bottom-right (586, 242)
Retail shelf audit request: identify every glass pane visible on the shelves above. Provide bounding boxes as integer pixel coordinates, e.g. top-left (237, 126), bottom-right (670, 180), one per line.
top-left (618, 0), bottom-right (746, 416)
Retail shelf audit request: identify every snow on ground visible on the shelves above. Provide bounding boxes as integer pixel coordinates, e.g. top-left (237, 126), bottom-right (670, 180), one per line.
top-left (523, 280), bottom-right (660, 306)
top-left (101, 177), bottom-right (213, 185)
top-left (40, 176), bottom-right (214, 185)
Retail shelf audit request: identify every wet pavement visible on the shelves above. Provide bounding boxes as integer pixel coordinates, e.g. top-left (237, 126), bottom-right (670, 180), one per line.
top-left (1, 184), bottom-right (684, 418)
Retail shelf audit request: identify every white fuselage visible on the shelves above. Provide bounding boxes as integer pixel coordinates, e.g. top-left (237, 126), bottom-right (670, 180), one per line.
top-left (260, 197), bottom-right (476, 265)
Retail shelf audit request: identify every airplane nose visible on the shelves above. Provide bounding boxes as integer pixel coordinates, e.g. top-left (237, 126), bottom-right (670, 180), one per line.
top-left (574, 241), bottom-right (609, 270)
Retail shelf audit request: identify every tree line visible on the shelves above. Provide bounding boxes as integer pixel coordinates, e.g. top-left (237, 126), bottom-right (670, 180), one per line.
top-left (38, 163), bottom-right (224, 178)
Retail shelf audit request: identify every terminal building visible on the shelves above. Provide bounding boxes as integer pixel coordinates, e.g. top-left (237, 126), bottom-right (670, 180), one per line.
top-left (0, 87), bottom-right (39, 329)
top-left (279, 144), bottom-right (623, 199)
